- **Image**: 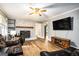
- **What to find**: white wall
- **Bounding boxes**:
[41,22,49,39]
[46,9,79,48]
[35,23,43,38]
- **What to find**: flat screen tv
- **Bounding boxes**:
[53,17,73,30]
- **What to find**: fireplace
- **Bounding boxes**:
[20,31,30,39]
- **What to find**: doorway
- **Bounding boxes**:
[44,25,48,39]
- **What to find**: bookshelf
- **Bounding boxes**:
[8,19,16,33]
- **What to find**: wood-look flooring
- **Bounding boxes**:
[22,38,62,56]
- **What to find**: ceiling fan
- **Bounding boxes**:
[29,7,47,16]
[27,3,56,16]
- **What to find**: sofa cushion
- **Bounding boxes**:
[6,40,20,47]
[40,51,50,56]
[40,47,77,56]
[64,47,76,52]
[64,47,76,54]
[40,50,71,56]
[71,49,79,56]
[7,44,23,54]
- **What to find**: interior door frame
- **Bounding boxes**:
[44,24,47,39]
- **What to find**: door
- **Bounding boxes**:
[44,25,48,39]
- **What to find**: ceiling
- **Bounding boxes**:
[0,3,79,22]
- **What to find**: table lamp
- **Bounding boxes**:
[10,30,16,40]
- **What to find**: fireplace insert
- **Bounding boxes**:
[20,31,30,39]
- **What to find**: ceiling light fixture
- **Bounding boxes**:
[29,7,47,16]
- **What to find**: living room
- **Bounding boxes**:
[0,3,79,56]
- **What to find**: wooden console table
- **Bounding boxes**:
[51,37,70,48]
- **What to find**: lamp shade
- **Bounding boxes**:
[10,30,16,36]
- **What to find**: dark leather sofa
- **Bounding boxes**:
[6,37,25,56]
[0,34,25,56]
[40,47,79,56]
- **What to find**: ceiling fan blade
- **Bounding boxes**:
[41,10,47,12]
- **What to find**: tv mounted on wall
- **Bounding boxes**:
[53,17,73,30]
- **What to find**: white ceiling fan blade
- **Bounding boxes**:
[41,10,47,12]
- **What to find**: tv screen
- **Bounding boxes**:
[53,17,73,30]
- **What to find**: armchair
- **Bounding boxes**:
[0,34,23,56]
